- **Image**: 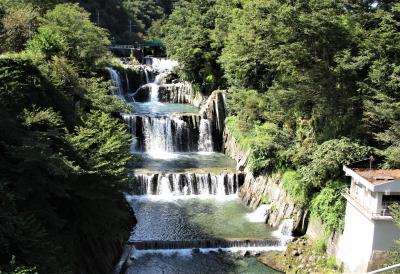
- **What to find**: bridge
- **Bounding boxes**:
[110,44,141,50]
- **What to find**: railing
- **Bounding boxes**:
[368,263,400,273]
[110,45,141,50]
[342,189,393,220]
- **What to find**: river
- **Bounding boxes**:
[108,59,287,273]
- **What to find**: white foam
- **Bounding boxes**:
[125,193,240,203]
[130,246,286,259]
[246,204,272,223]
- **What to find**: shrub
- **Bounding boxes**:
[300,138,371,188]
[282,170,311,204]
[310,181,347,233]
[261,194,270,204]
[313,239,327,254]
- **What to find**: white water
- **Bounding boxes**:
[246,204,272,223]
[148,58,178,73]
[273,219,294,245]
[106,67,124,99]
[130,246,286,259]
[198,119,213,152]
[143,116,174,156]
[133,173,239,197]
[110,58,293,265]
[149,83,159,102]
[144,69,150,84]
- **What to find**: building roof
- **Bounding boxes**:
[343,165,400,192]
[352,168,400,185]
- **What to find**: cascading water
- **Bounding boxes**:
[133,173,239,196]
[106,67,124,99]
[198,119,213,152]
[110,57,290,273]
[247,204,272,223]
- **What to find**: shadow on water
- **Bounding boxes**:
[129,152,237,174]
[124,197,280,273]
[125,252,280,274]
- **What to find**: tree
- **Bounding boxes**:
[0,4,38,52]
[67,111,132,182]
[27,3,110,68]
[163,0,225,94]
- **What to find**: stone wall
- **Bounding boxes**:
[223,126,308,235]
[158,82,204,106]
[200,91,226,152]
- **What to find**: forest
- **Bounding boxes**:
[1,0,400,272]
[162,0,400,233]
[0,0,172,272]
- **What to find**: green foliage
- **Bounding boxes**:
[311,181,346,233]
[0,4,38,52]
[21,106,63,129]
[0,256,38,274]
[28,3,110,68]
[249,122,293,174]
[163,0,225,93]
[376,122,400,168]
[282,170,310,205]
[300,138,371,188]
[0,2,133,272]
[67,111,132,181]
[313,239,327,255]
[261,195,270,204]
[226,116,293,174]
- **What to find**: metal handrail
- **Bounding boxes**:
[368,263,400,273]
[342,189,392,219]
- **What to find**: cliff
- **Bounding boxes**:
[199,91,226,152]
[223,125,308,235]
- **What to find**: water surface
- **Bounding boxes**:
[125,252,279,274]
[131,152,237,173]
[127,197,275,241]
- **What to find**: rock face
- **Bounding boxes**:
[200,91,226,152]
[223,126,308,235]
[158,82,203,105]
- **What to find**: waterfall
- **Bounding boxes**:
[122,114,139,152]
[129,239,282,250]
[143,116,174,156]
[246,204,272,223]
[149,83,159,102]
[144,69,150,84]
[273,219,294,245]
[159,177,173,196]
[133,173,239,196]
[173,117,190,151]
[198,119,213,152]
[149,57,178,72]
[125,115,197,153]
[125,70,130,93]
[106,67,124,98]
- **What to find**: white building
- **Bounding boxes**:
[338,165,400,273]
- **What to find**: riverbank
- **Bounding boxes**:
[258,237,340,273]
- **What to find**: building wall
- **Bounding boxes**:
[372,220,399,251]
[338,201,375,273]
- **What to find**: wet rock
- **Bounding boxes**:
[192,248,200,254]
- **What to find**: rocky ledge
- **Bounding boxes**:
[223,126,308,235]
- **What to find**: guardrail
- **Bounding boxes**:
[342,189,392,220]
[368,263,400,273]
[110,45,141,50]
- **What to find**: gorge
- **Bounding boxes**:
[107,58,298,273]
